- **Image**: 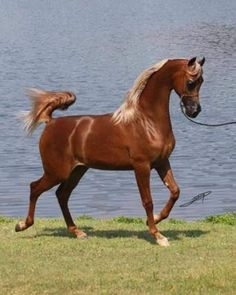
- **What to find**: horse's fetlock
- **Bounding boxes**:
[149,227,158,236]
[26,217,34,227]
[160,211,169,220]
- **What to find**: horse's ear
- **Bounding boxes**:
[198,56,205,67]
[188,57,197,67]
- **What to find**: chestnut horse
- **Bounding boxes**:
[16,57,205,246]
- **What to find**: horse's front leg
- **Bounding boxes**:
[134,162,169,247]
[154,160,180,224]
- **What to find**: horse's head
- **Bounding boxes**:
[173,57,205,118]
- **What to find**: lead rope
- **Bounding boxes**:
[180,100,236,127]
[179,98,236,207]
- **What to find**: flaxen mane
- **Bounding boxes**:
[112,59,168,124]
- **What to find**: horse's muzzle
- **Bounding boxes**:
[182,98,201,118]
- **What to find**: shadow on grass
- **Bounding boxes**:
[35,226,209,245]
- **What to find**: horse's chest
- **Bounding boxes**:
[128,121,175,162]
[141,121,174,154]
[149,136,175,160]
[162,140,175,157]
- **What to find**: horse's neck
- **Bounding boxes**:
[139,68,173,133]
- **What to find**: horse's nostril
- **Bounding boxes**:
[191,112,198,118]
[192,108,201,118]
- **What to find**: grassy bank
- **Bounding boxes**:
[0,213,235,295]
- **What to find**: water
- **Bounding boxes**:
[0,0,236,220]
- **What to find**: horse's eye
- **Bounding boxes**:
[187,80,195,91]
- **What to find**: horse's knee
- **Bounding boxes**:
[171,185,180,201]
[142,200,153,211]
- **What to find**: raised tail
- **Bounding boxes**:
[23,88,76,135]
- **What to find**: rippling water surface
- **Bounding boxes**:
[0,0,236,220]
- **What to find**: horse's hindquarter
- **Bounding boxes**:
[39,116,83,179]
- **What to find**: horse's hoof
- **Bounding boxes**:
[79,235,88,240]
[75,230,88,239]
[15,221,26,232]
[157,236,170,247]
[155,233,169,247]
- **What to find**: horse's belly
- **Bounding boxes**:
[74,139,133,170]
[78,154,133,170]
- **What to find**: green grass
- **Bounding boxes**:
[204,212,236,225]
[0,214,235,295]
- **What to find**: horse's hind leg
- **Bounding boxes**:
[56,166,88,238]
[15,175,59,232]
